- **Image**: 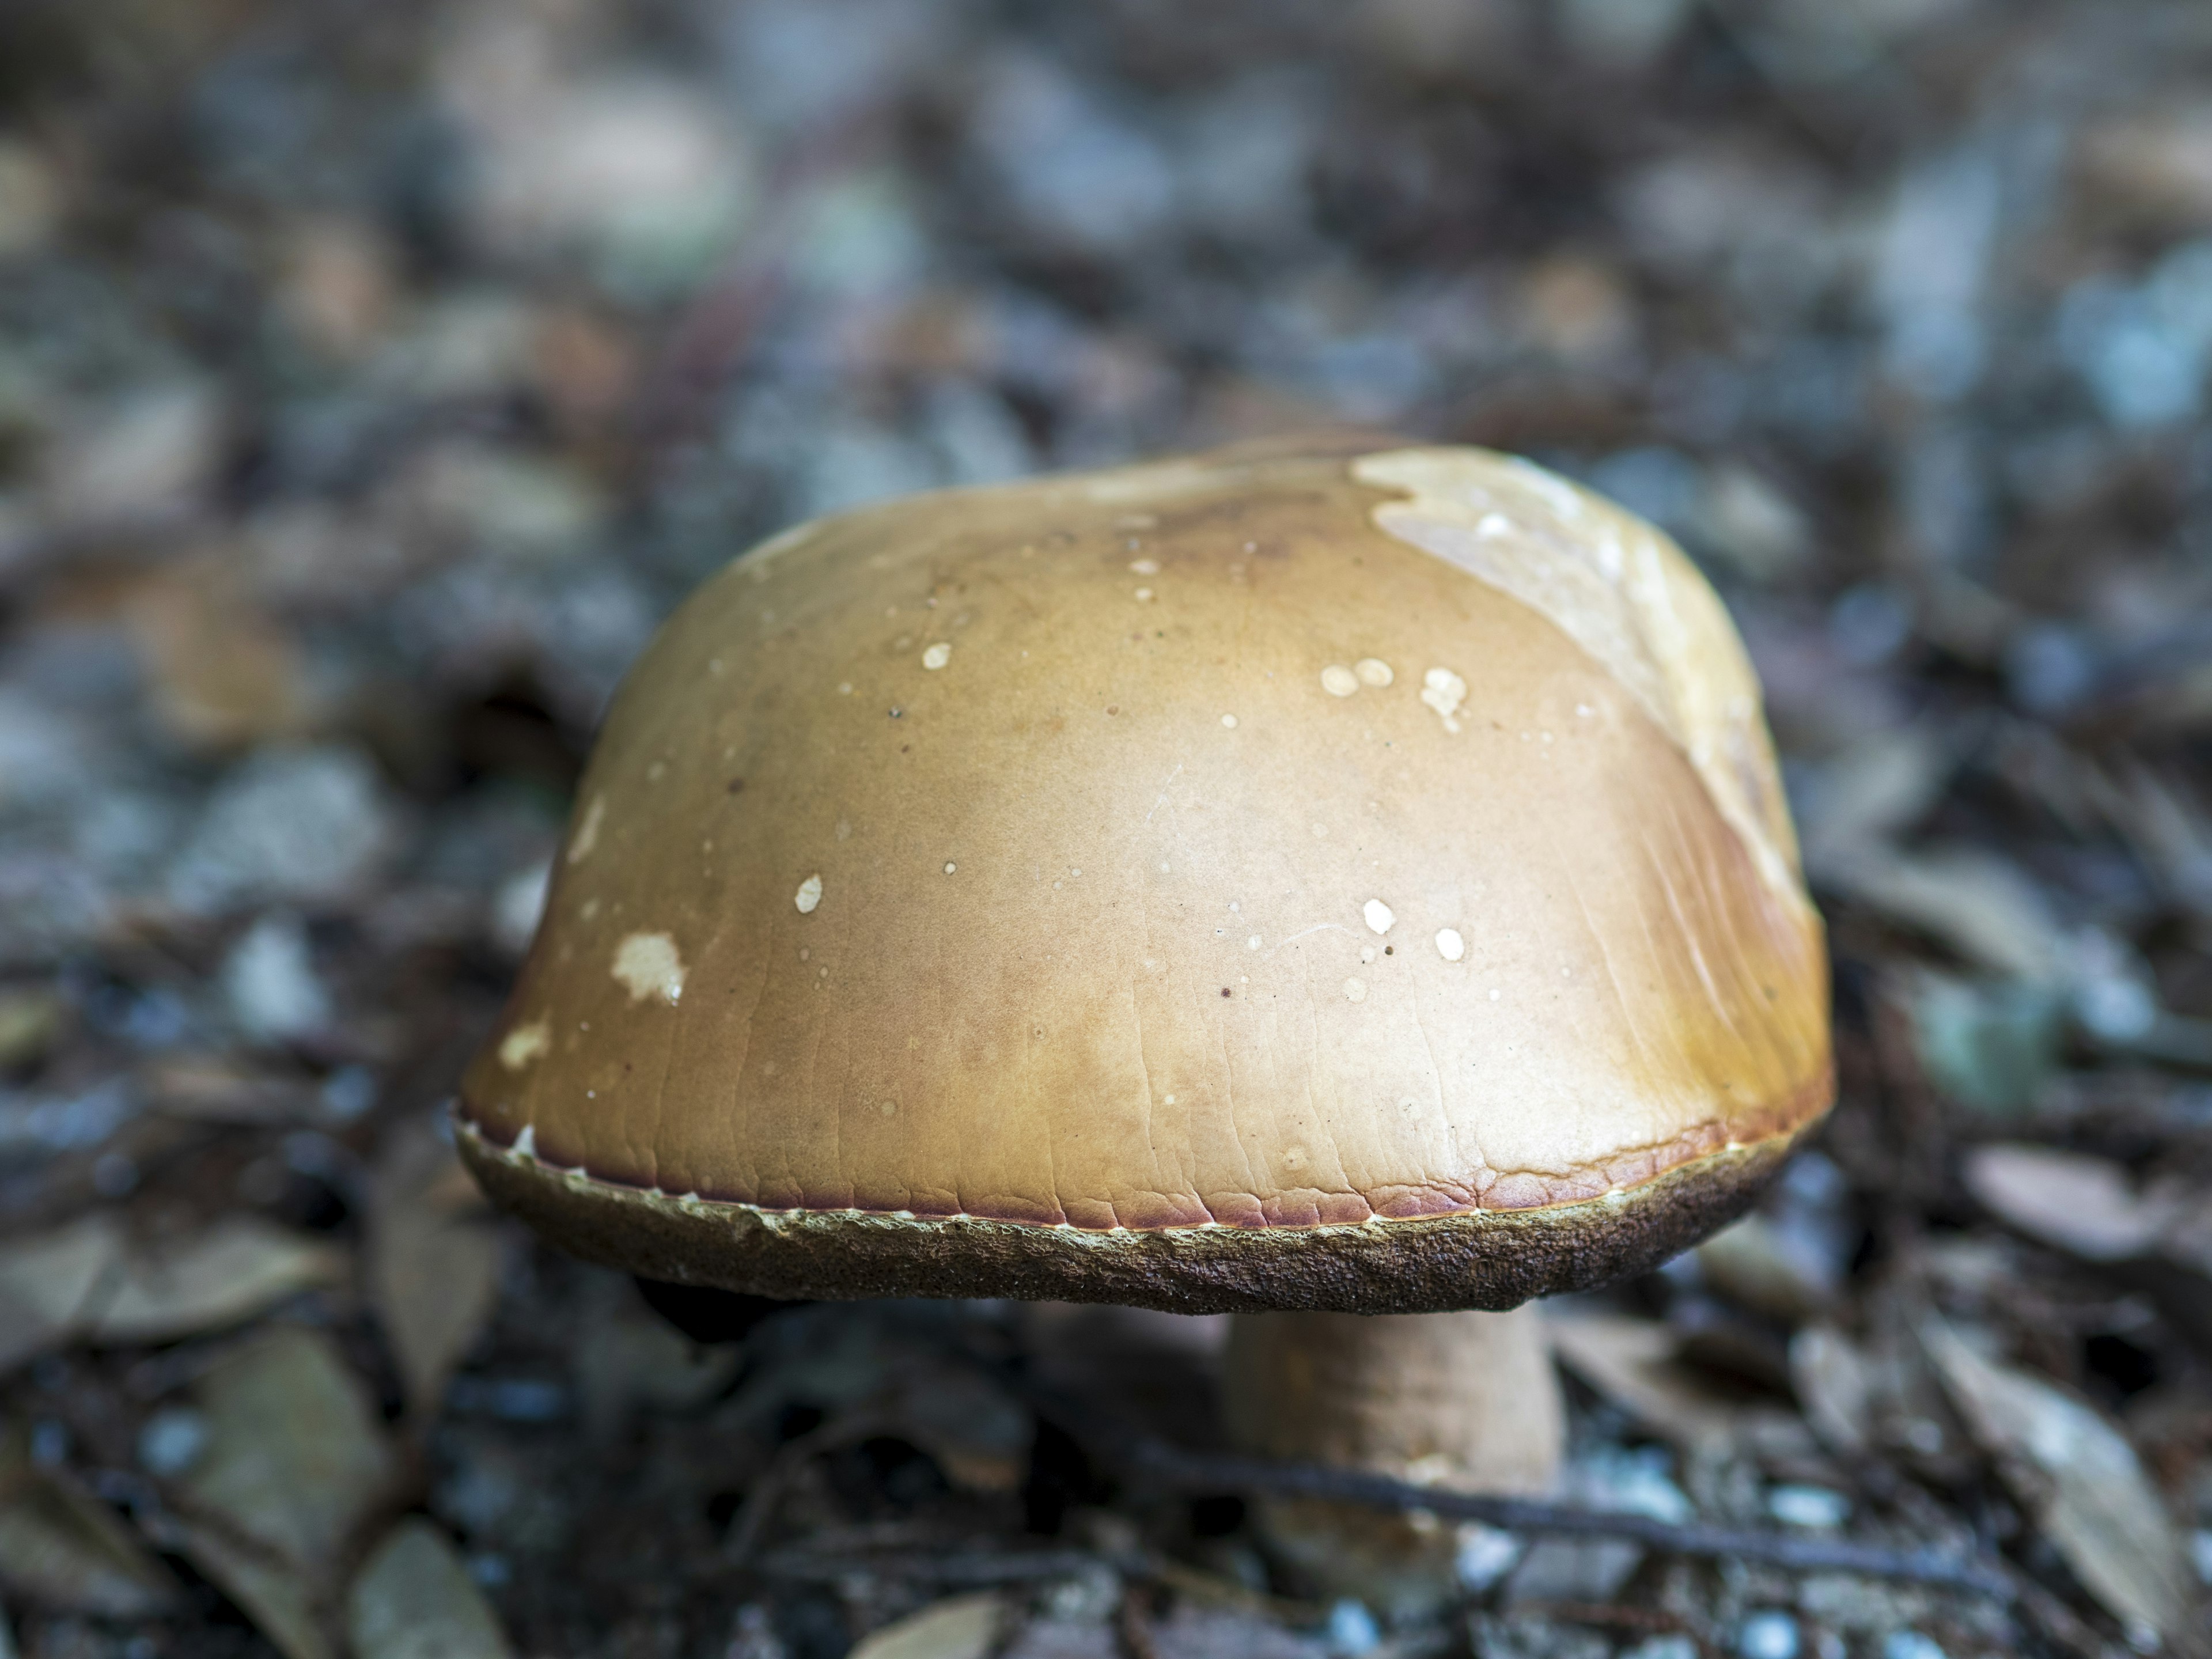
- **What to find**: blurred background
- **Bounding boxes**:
[3,1,2212,1656]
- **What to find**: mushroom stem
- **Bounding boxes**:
[1221,1306,1563,1615]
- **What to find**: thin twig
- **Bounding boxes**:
[1022,1381,2018,1602]
[724,1410,896,1565]
[755,1545,1101,1585]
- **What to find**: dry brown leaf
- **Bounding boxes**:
[1696,1214,1838,1323]
[346,1519,511,1659]
[1961,1143,2173,1262]
[369,1119,507,1418]
[891,1363,1034,1493]
[0,1215,125,1374]
[140,1056,320,1126]
[173,1326,399,1579]
[1796,729,1951,866]
[123,554,312,752]
[571,1277,740,1441]
[1818,844,2065,981]
[0,1420,177,1616]
[171,1518,335,1659]
[0,990,65,1071]
[1922,1319,2196,1644]
[1788,1324,1876,1455]
[88,1217,345,1347]
[1147,1603,1321,1659]
[1544,1315,1741,1450]
[848,1595,1004,1659]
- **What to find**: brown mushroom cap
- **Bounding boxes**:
[456,439,1832,1314]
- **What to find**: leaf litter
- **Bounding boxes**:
[4,0,2212,1655]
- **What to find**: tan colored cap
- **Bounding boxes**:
[456,438,1831,1313]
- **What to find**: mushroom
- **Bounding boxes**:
[456,436,1832,1611]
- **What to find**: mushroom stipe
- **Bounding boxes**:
[454,1105,1821,1315]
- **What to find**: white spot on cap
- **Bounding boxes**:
[1130,558,1160,574]
[838,681,854,695]
[566,793,606,865]
[1355,658,1394,687]
[1221,714,1237,728]
[1435,929,1466,961]
[1343,978,1368,1003]
[1363,899,1395,934]
[1420,666,1468,732]
[1134,588,1154,601]
[1477,512,1512,537]
[1247,935,1262,949]
[498,1020,550,1070]
[611,933,685,1005]
[1320,665,1359,697]
[944,861,957,874]
[922,642,951,670]
[795,874,823,914]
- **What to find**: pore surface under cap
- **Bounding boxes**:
[456,442,1832,1312]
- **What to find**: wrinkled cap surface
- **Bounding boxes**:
[456,440,1832,1313]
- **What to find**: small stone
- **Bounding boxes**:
[137,1409,210,1478]
[168,744,401,916]
[1737,1612,1799,1659]
[222,915,332,1046]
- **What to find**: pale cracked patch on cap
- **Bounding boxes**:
[1352,447,1805,911]
[610,931,685,1005]
[498,1018,551,1070]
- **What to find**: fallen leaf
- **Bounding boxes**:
[171,1518,334,1659]
[1148,1603,1322,1659]
[1789,1324,1875,1455]
[848,1594,1003,1659]
[88,1217,345,1346]
[1823,845,2065,982]
[1922,1319,2195,1643]
[173,1325,398,1578]
[1796,729,1952,866]
[999,1615,1117,1659]
[1545,1315,1741,1450]
[0,990,65,1071]
[124,553,311,752]
[1696,1214,1838,1324]
[891,1362,1034,1493]
[1897,970,2065,1114]
[1961,1143,2173,1262]
[369,1118,507,1418]
[0,1420,177,1616]
[570,1277,740,1442]
[347,1518,511,1659]
[141,1056,319,1125]
[0,1215,125,1374]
